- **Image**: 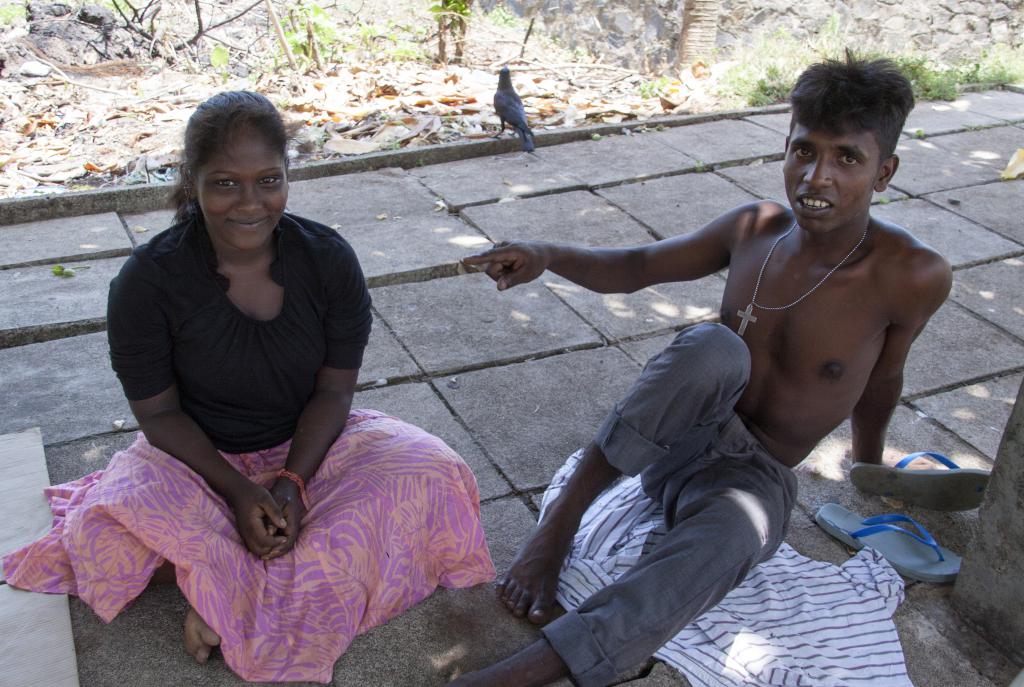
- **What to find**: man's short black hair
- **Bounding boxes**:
[790,52,914,158]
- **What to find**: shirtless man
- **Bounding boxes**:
[452,55,952,687]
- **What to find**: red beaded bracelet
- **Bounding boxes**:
[276,469,310,510]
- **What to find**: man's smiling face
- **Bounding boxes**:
[783,121,898,236]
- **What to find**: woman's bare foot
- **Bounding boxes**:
[184,607,221,664]
[150,560,176,585]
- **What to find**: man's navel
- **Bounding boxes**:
[821,361,844,380]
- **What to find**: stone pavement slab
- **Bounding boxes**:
[795,406,989,560]
[330,496,541,686]
[0,585,80,687]
[903,99,1006,137]
[0,332,136,445]
[906,584,1021,687]
[950,257,1024,339]
[927,180,1024,244]
[358,321,422,386]
[0,257,125,346]
[717,159,908,204]
[892,129,1011,194]
[597,172,759,238]
[914,373,1024,461]
[413,152,585,210]
[288,168,441,226]
[461,190,655,246]
[45,431,138,487]
[648,119,786,165]
[334,584,544,686]
[120,208,176,247]
[353,382,510,501]
[372,273,602,375]
[891,128,1018,195]
[743,112,791,136]
[532,132,696,187]
[69,585,235,687]
[0,212,130,268]
[871,199,1022,268]
[0,428,52,582]
[343,214,490,286]
[901,301,1024,398]
[925,124,1024,172]
[542,274,724,341]
[896,588,1006,687]
[955,89,1024,123]
[798,406,994,491]
[436,347,640,491]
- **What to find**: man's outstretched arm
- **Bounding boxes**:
[462,202,774,294]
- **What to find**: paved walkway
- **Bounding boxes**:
[1,88,1023,686]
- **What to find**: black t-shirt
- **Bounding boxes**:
[107,212,372,453]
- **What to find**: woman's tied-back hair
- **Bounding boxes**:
[170,91,289,222]
[790,51,915,159]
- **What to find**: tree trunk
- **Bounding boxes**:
[453,16,466,62]
[677,0,719,67]
[437,15,447,63]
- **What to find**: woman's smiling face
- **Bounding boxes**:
[194,130,289,255]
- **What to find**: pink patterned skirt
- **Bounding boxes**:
[2,410,495,683]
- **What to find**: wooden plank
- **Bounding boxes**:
[0,428,52,583]
[0,585,79,687]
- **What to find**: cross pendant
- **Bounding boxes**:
[737,303,757,337]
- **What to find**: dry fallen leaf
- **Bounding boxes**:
[1001,148,1024,180]
[323,137,380,155]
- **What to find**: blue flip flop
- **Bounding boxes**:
[849,451,989,511]
[814,503,960,583]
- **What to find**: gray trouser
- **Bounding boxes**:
[541,323,798,687]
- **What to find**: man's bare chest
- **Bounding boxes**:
[720,262,889,383]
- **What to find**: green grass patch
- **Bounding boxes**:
[637,76,672,99]
[712,16,1024,107]
[0,1,26,25]
[486,5,520,28]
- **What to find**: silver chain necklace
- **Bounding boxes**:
[736,222,870,337]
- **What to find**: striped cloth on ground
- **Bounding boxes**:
[541,450,912,687]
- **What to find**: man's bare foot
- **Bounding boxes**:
[497,512,576,624]
[447,639,569,687]
[500,443,622,624]
[184,607,221,664]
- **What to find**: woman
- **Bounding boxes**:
[2,91,494,683]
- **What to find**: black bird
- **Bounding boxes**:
[493,66,535,152]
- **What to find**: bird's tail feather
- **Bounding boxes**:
[518,126,535,152]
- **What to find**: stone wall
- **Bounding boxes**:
[483,0,1023,74]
